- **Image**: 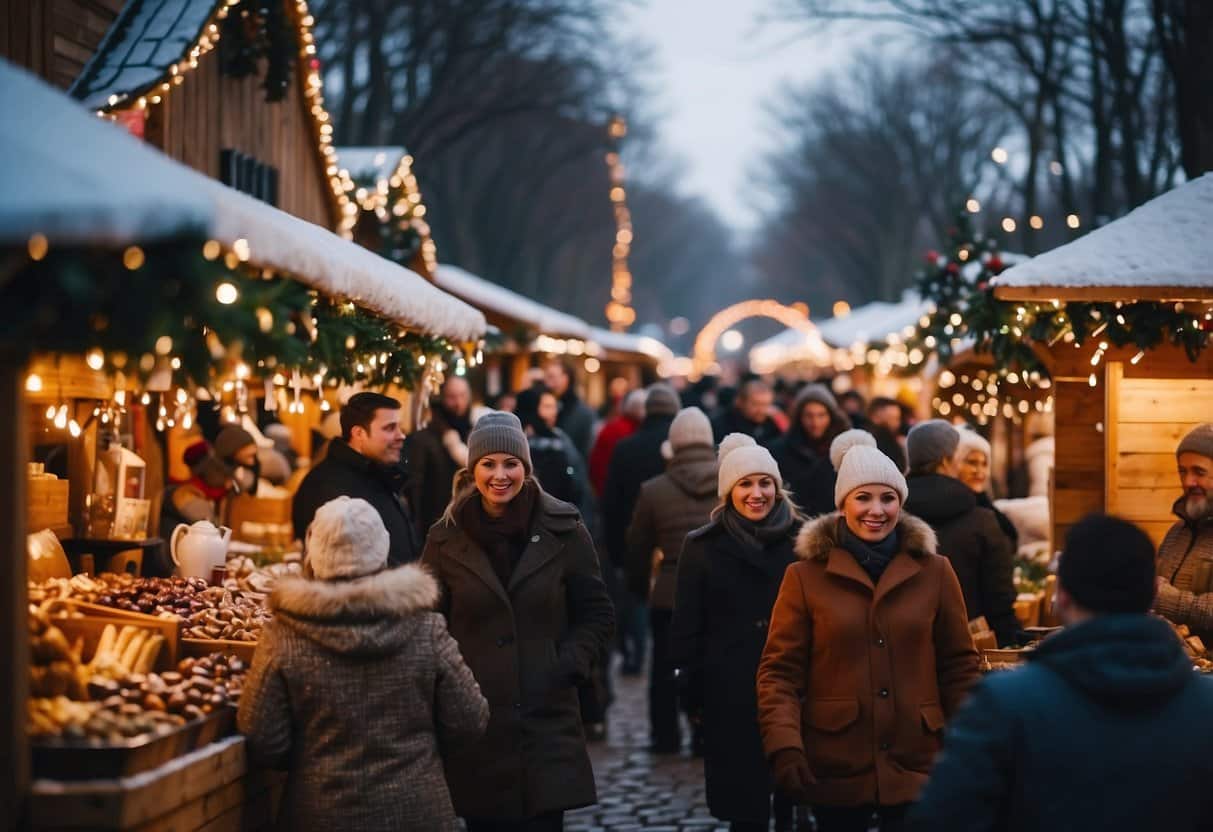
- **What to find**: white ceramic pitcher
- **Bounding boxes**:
[171,520,232,579]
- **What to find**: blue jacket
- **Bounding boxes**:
[908,614,1213,831]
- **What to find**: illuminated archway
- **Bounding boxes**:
[692,300,829,377]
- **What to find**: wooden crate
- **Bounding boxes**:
[226,495,293,546]
[53,614,180,672]
[28,476,69,533]
[180,638,257,664]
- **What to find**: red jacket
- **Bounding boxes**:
[588,415,639,496]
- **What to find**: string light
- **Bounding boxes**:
[604,115,635,332]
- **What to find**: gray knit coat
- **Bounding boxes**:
[237,564,489,831]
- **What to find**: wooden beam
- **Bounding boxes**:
[1104,361,1123,515]
[994,284,1213,302]
[1,353,30,828]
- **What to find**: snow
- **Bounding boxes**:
[814,291,931,349]
[588,327,673,361]
[994,174,1213,293]
[335,147,408,184]
[71,0,215,110]
[748,322,834,373]
[0,60,485,342]
[435,264,592,339]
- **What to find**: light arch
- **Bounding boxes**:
[691,299,828,377]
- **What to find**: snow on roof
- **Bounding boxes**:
[817,292,930,348]
[588,327,673,362]
[336,147,408,184]
[71,0,217,110]
[435,264,591,339]
[994,174,1213,297]
[748,321,834,374]
[0,59,485,341]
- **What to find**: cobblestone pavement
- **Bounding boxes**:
[565,670,728,831]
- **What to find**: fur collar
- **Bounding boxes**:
[270,563,438,620]
[794,512,937,562]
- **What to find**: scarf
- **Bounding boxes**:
[720,499,796,556]
[459,480,540,588]
[191,475,229,502]
[839,520,901,583]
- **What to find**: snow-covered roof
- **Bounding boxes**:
[817,292,930,348]
[0,59,485,341]
[588,327,673,362]
[336,147,408,184]
[994,174,1213,300]
[749,322,835,374]
[71,0,216,110]
[435,264,591,339]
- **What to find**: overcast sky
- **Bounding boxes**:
[616,0,879,231]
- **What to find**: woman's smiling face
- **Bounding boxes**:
[474,453,526,514]
[730,474,778,522]
[842,485,901,542]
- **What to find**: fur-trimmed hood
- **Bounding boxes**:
[794,511,938,562]
[269,564,438,656]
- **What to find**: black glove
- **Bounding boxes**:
[771,748,816,802]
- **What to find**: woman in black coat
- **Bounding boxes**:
[515,385,592,520]
[421,412,615,831]
[671,433,804,831]
[769,384,851,517]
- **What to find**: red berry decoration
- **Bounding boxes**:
[987,256,1004,273]
[947,263,960,275]
[925,249,939,263]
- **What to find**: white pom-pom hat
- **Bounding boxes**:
[717,432,782,498]
[305,496,390,580]
[829,429,908,509]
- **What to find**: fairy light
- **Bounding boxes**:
[604,115,635,332]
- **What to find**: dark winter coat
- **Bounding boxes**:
[904,473,1020,645]
[556,391,596,461]
[757,513,980,809]
[908,615,1213,832]
[420,490,615,821]
[624,444,719,608]
[670,514,798,823]
[602,414,675,570]
[870,424,907,473]
[770,436,838,518]
[404,415,464,545]
[711,407,781,447]
[292,439,420,565]
[528,427,592,521]
[238,565,489,832]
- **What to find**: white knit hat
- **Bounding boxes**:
[662,406,715,459]
[830,429,908,508]
[717,432,781,498]
[954,427,992,464]
[305,496,390,580]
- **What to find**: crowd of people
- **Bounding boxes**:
[158,358,1213,831]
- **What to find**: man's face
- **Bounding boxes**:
[871,404,901,432]
[740,388,773,424]
[351,407,405,466]
[441,378,471,419]
[1178,451,1213,518]
[543,363,569,397]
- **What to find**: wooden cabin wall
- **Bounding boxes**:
[144,52,337,230]
[1,0,122,89]
[1050,342,1213,549]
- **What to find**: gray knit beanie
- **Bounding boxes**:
[793,384,841,420]
[906,419,960,472]
[645,383,681,417]
[1177,423,1213,461]
[467,411,532,473]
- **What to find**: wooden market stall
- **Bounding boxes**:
[994,173,1213,550]
[0,54,484,829]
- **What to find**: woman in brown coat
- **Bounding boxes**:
[756,430,979,832]
[238,497,489,832]
[421,411,615,831]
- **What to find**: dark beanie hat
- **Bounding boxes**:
[467,411,532,473]
[1058,514,1157,615]
[645,383,680,417]
[214,425,256,461]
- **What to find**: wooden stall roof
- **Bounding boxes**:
[994,174,1213,302]
[435,264,592,341]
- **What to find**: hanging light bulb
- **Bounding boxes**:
[68,419,82,438]
[54,405,68,429]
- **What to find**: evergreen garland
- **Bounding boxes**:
[217,0,296,102]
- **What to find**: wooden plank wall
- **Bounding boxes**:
[1107,366,1213,546]
[144,52,337,230]
[1051,341,1213,549]
[1,0,122,88]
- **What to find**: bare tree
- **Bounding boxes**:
[753,54,1009,307]
[1151,0,1213,177]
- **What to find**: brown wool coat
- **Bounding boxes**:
[1154,498,1213,643]
[756,513,980,808]
[421,490,615,821]
[237,565,489,832]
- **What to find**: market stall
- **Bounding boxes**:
[1,57,484,829]
[993,173,1213,550]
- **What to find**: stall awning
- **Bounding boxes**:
[0,59,485,342]
[993,174,1213,302]
[435,264,591,340]
[587,327,673,363]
